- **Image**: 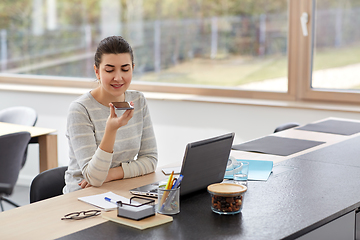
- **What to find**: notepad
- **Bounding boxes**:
[78,191,131,211]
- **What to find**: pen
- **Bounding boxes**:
[104,197,118,205]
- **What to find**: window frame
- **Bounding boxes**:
[299,0,360,104]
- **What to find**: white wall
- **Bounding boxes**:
[2,88,360,186]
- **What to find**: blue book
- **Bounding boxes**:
[224,159,273,181]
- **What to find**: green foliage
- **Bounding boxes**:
[0,0,32,29]
[0,0,289,30]
[142,0,288,20]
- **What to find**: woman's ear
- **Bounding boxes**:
[94,65,100,80]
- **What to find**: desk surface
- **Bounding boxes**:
[230,117,355,164]
[58,157,360,240]
[0,169,168,240]
[0,122,56,137]
[1,117,360,239]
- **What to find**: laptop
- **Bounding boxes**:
[130,132,235,197]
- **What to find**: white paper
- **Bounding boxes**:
[78,191,130,211]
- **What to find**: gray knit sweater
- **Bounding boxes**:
[63,90,158,193]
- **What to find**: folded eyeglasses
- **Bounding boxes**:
[61,210,101,220]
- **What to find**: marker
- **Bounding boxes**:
[104,197,118,205]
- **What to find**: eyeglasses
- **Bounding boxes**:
[61,210,101,220]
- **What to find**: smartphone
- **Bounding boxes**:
[111,102,134,110]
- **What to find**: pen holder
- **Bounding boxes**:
[157,187,180,215]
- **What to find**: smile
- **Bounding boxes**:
[111,84,124,88]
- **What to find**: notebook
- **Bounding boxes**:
[130,132,235,197]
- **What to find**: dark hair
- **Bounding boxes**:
[94,36,134,69]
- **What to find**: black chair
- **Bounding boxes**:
[0,106,38,168]
[30,166,68,203]
[274,122,300,133]
[0,132,31,211]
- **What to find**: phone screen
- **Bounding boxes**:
[112,102,134,110]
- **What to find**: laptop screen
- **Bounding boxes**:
[179,132,235,196]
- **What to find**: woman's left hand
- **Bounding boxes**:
[79,179,92,188]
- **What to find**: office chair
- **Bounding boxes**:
[0,131,31,211]
[274,122,300,133]
[30,166,68,203]
[0,106,38,168]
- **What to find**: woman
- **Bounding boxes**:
[63,36,158,193]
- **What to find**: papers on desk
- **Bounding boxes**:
[78,191,130,211]
[224,159,273,181]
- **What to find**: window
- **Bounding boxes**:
[0,0,359,104]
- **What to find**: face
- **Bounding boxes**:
[94,53,133,102]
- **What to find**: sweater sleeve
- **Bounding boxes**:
[67,102,112,186]
[121,94,158,178]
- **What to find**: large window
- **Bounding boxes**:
[0,0,359,103]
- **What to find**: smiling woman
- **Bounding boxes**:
[63,36,158,193]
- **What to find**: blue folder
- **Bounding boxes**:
[224,159,273,181]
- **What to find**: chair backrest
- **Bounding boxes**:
[0,106,38,169]
[0,106,37,126]
[30,166,68,203]
[0,132,31,195]
[274,122,300,133]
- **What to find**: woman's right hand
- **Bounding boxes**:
[106,102,134,131]
[99,102,134,154]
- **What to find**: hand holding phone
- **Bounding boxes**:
[111,102,134,110]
